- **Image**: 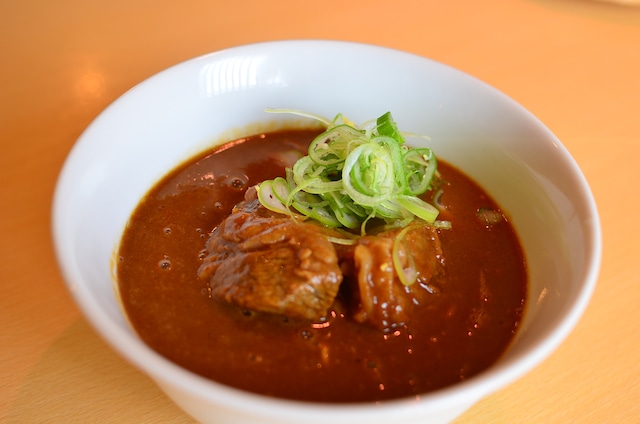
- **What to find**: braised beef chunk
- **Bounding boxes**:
[348,225,443,331]
[199,187,443,329]
[197,189,343,320]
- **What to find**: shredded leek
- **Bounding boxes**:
[257,109,447,233]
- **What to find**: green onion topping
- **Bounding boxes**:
[257,109,446,234]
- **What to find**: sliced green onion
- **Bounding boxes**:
[308,124,365,167]
[376,111,405,144]
[256,180,290,215]
[321,191,361,229]
[404,148,437,195]
[264,107,333,126]
[306,204,342,227]
[392,225,418,286]
[271,177,292,204]
[342,143,396,206]
[395,196,440,223]
[257,109,449,232]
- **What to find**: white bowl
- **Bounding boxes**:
[52,40,601,424]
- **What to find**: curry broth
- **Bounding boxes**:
[117,129,527,403]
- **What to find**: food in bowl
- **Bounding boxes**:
[116,110,527,402]
[53,40,601,424]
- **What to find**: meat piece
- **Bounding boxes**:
[197,188,343,320]
[198,187,444,329]
[348,225,443,331]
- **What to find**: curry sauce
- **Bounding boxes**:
[117,129,527,403]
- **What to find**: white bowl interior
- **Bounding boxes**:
[53,40,600,424]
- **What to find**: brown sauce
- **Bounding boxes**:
[117,129,527,403]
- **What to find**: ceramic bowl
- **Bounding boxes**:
[53,40,601,424]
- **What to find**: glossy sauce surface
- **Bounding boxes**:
[117,129,527,403]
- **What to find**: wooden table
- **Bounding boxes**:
[2,0,639,422]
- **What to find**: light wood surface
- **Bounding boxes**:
[2,0,639,422]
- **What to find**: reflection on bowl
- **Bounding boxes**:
[53,40,601,424]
